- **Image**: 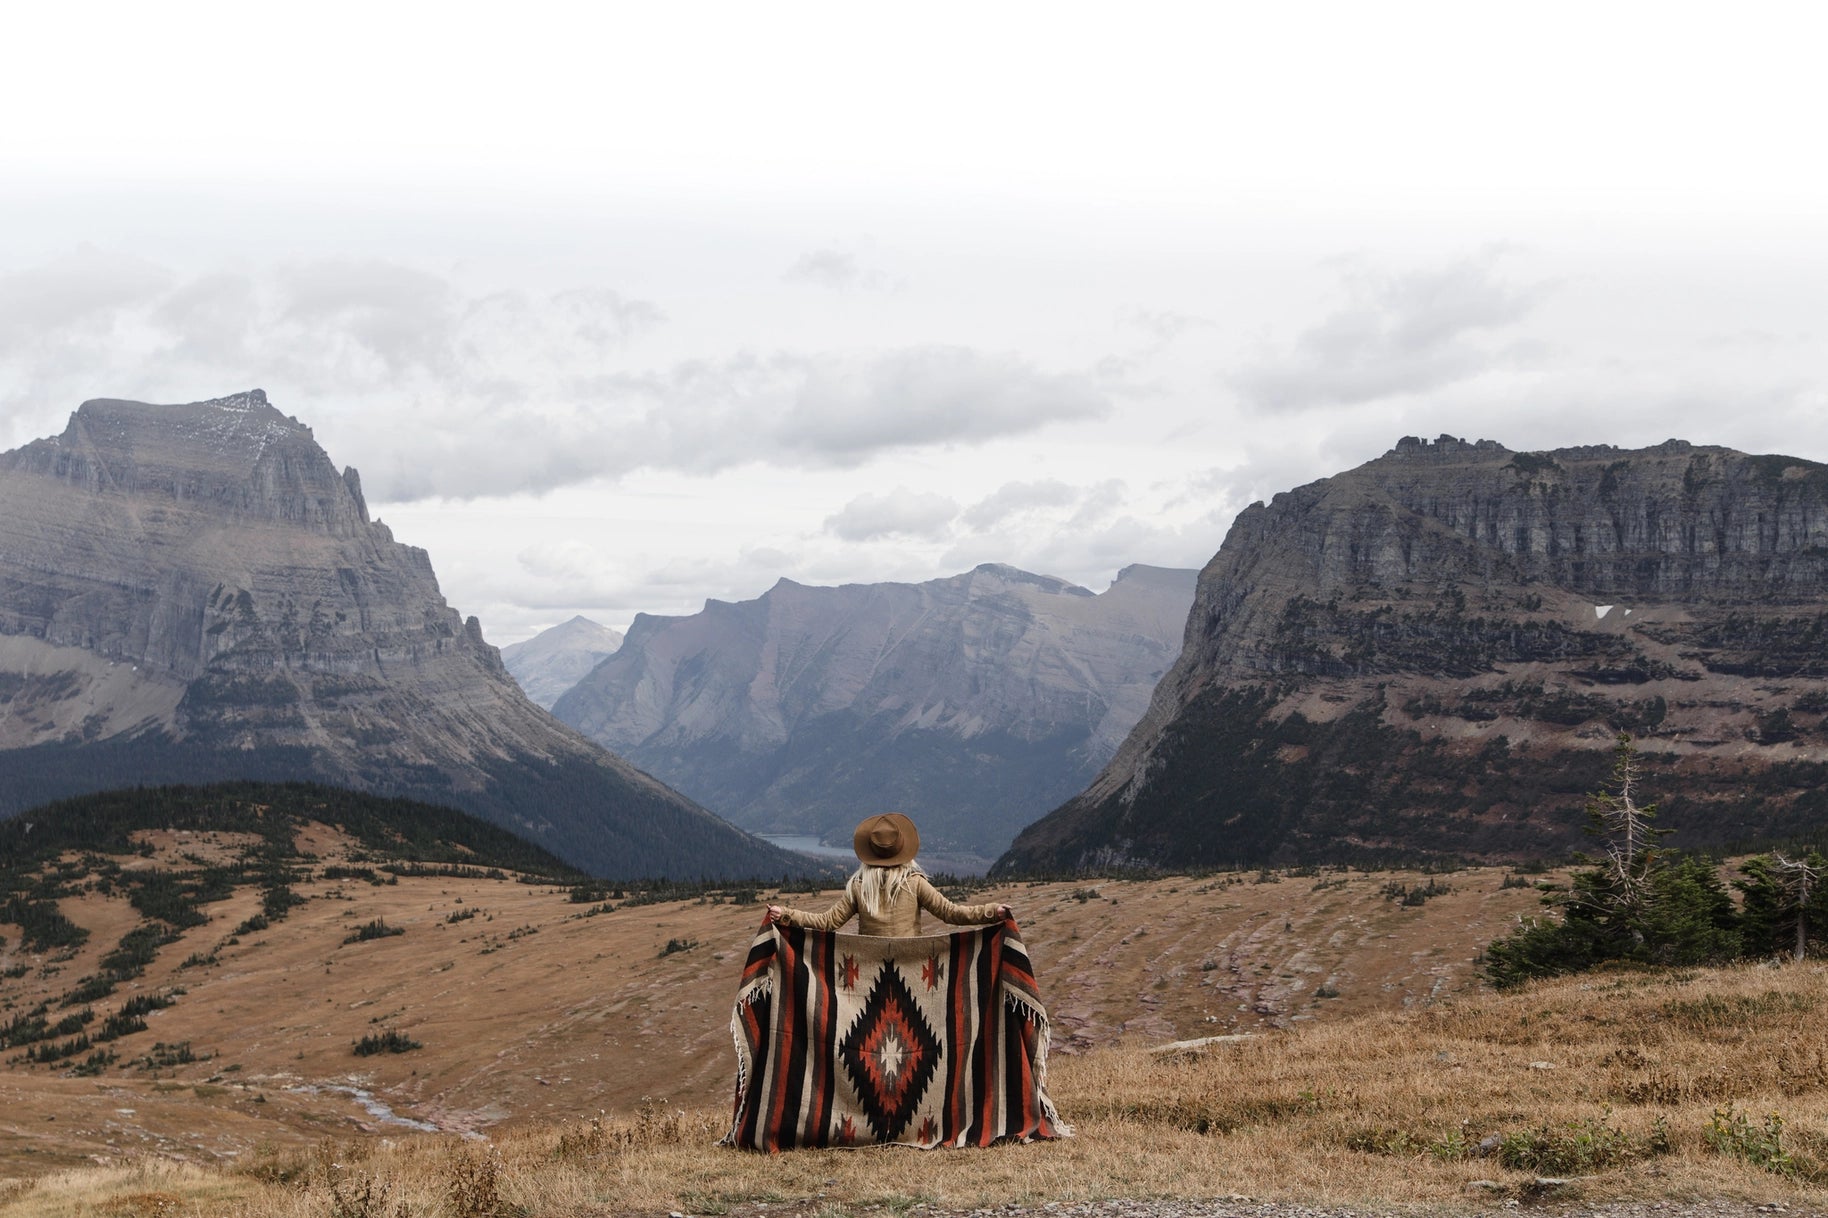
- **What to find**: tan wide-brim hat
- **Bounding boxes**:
[852,812,920,867]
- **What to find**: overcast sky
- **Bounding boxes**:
[5,2,1828,643]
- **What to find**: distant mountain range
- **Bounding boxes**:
[0,391,814,880]
[502,616,624,709]
[551,562,1197,860]
[997,436,1828,873]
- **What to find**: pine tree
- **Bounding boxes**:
[1484,734,1740,986]
[1576,732,1671,946]
[1737,851,1828,960]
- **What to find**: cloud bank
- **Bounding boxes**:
[1231,251,1547,412]
[0,252,1108,502]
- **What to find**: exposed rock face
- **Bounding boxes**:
[0,391,812,880]
[501,616,625,709]
[997,436,1828,874]
[552,563,1198,859]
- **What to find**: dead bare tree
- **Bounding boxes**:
[1576,734,1670,944]
[1771,852,1821,961]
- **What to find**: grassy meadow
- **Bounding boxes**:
[5,960,1828,1215]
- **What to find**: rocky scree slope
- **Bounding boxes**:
[553,563,1197,858]
[998,436,1828,873]
[0,391,810,879]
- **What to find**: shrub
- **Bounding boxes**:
[342,919,405,945]
[262,884,307,920]
[1704,1103,1794,1175]
[1383,879,1452,906]
[1498,1110,1666,1173]
[352,1029,422,1056]
[96,1010,148,1042]
[445,1147,507,1217]
[71,1048,118,1076]
[137,1041,200,1068]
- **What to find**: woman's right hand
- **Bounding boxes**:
[766,904,785,924]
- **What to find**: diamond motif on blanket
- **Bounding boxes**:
[838,965,942,1141]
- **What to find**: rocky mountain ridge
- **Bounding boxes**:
[997,435,1828,873]
[0,391,812,880]
[501,615,625,709]
[553,561,1198,859]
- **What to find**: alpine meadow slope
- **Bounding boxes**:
[999,435,1828,874]
[0,391,812,880]
[551,562,1197,860]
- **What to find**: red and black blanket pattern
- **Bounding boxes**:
[724,917,1068,1150]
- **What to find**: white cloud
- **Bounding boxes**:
[785,248,900,293]
[825,487,959,542]
[516,539,612,583]
[0,251,1114,502]
[961,479,1079,529]
[1230,250,1548,412]
[779,346,1108,458]
[0,247,171,352]
[1122,308,1215,344]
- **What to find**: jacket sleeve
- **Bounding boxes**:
[913,875,1004,925]
[777,884,857,931]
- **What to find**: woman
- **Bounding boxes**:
[767,812,1010,934]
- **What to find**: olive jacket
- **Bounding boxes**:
[776,874,1003,936]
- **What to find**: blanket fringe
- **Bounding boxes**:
[721,976,773,1146]
[1005,992,1073,1137]
[720,1009,747,1147]
[735,974,773,1008]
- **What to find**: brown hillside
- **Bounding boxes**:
[1,821,1545,1176]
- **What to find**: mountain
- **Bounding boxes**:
[501,615,625,708]
[0,391,815,880]
[997,436,1828,874]
[551,562,1198,859]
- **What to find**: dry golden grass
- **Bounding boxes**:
[7,960,1828,1215]
[0,843,1547,1177]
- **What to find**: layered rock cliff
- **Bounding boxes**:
[0,391,813,880]
[552,563,1198,860]
[996,436,1828,873]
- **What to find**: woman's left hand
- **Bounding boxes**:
[996,904,1012,919]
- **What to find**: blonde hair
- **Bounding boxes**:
[853,859,925,919]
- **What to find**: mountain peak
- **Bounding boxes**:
[999,436,1828,875]
[1111,563,1198,587]
[500,617,626,710]
[0,391,375,537]
[968,562,1094,597]
[551,560,1199,859]
[1383,434,1511,463]
[0,393,811,880]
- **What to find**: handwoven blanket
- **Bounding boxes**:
[724,917,1068,1150]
